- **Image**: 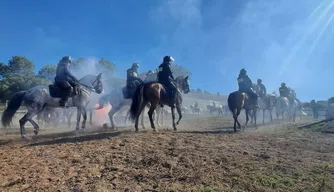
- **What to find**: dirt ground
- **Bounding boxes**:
[0,115,334,192]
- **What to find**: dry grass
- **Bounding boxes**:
[0,117,333,192]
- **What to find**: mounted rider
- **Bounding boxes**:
[279,82,293,104]
[126,63,143,98]
[157,56,178,106]
[213,101,216,108]
[195,102,199,109]
[54,56,79,107]
[237,68,258,108]
[257,79,267,99]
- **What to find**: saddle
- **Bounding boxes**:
[49,84,80,98]
[123,86,135,99]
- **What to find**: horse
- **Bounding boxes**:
[129,76,190,131]
[252,84,276,124]
[181,106,189,116]
[275,96,290,120]
[100,72,161,129]
[190,105,202,114]
[1,74,103,139]
[206,105,223,116]
[227,91,257,132]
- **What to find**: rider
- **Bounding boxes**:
[310,100,319,119]
[54,56,79,107]
[195,102,199,109]
[257,79,267,98]
[237,68,258,108]
[157,55,178,106]
[213,101,216,107]
[126,63,143,96]
[279,82,293,104]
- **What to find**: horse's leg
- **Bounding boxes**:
[244,109,249,128]
[171,106,177,130]
[81,108,87,129]
[176,104,182,126]
[148,102,157,131]
[134,101,148,132]
[254,109,258,129]
[89,109,93,125]
[161,107,165,126]
[19,110,38,139]
[141,107,145,129]
[108,103,123,129]
[76,107,82,131]
[269,109,273,123]
[156,106,161,127]
[262,109,265,124]
[124,110,130,125]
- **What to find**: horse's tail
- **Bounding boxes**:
[1,91,26,127]
[129,84,145,121]
[228,92,237,117]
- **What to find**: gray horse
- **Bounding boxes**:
[1,74,103,139]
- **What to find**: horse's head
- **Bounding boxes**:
[79,73,104,94]
[93,73,104,94]
[175,76,190,94]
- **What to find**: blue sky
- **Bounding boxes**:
[0,0,334,101]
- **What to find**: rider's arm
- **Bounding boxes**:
[65,66,78,82]
[166,65,175,80]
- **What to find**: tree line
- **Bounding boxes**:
[0,56,193,102]
[0,56,116,101]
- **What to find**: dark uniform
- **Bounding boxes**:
[237,68,258,106]
[310,100,319,119]
[256,79,267,98]
[126,63,143,97]
[213,101,216,107]
[279,83,293,104]
[157,56,177,104]
[194,102,199,109]
[54,56,79,107]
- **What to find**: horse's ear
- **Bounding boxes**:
[185,76,189,80]
[98,73,102,78]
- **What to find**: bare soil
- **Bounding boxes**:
[0,116,333,192]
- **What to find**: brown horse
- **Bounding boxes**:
[129,76,190,131]
[228,91,257,132]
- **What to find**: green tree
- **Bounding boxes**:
[6,56,35,78]
[38,64,57,81]
[329,97,334,105]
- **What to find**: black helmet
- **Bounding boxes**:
[257,79,262,83]
[163,56,175,63]
[240,68,247,75]
[60,56,72,64]
[132,63,139,68]
[281,82,286,87]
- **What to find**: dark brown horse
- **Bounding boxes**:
[227,91,257,132]
[129,76,190,131]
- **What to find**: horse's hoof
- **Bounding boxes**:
[173,128,177,131]
[33,130,39,136]
[135,129,139,132]
[152,128,157,132]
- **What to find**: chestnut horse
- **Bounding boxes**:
[227,91,257,132]
[129,76,190,131]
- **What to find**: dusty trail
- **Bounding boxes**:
[0,116,333,192]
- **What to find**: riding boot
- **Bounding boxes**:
[60,89,72,107]
[59,97,69,107]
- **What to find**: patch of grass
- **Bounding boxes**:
[255,174,295,190]
[201,188,218,192]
